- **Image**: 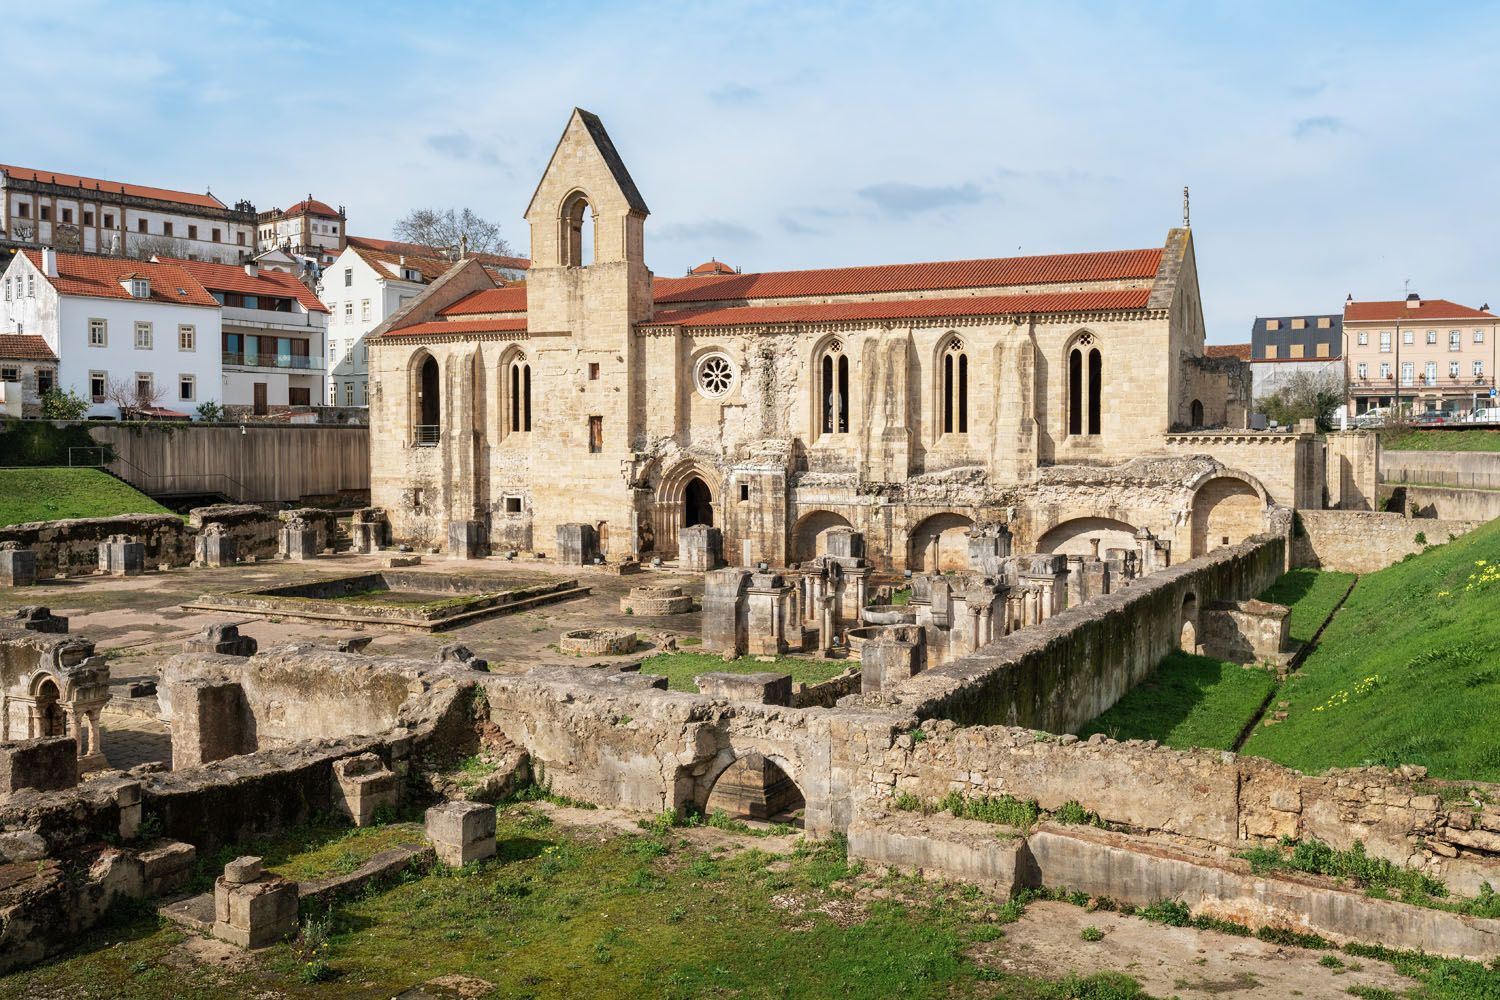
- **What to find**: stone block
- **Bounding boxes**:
[0,547,36,587]
[112,779,143,839]
[824,527,865,560]
[425,800,497,867]
[695,671,793,706]
[11,605,68,633]
[679,524,723,572]
[98,536,145,576]
[438,644,489,671]
[169,679,252,769]
[213,863,299,949]
[332,752,398,827]
[279,519,318,560]
[555,522,599,566]
[0,736,78,798]
[139,841,196,896]
[183,623,257,657]
[701,568,752,653]
[861,637,922,694]
[195,528,237,567]
[386,554,421,567]
[448,519,488,559]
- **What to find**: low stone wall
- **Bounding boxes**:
[1382,448,1500,489]
[188,504,280,562]
[1294,510,1483,573]
[791,667,862,708]
[854,535,1286,732]
[1390,484,1500,522]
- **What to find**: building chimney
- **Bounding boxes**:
[244,261,259,278]
[41,247,58,278]
[1406,293,1421,309]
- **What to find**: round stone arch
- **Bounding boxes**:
[1178,590,1201,654]
[29,671,68,739]
[557,188,597,267]
[406,348,441,442]
[653,459,723,555]
[907,511,974,573]
[684,746,808,824]
[806,332,853,441]
[1062,328,1104,438]
[1035,516,1140,557]
[790,509,854,564]
[1188,470,1270,557]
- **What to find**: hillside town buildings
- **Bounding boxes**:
[256,197,347,263]
[1343,295,1498,417]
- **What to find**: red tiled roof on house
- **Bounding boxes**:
[347,235,531,271]
[0,334,57,361]
[277,198,341,218]
[352,246,452,284]
[22,250,219,307]
[652,248,1163,305]
[159,257,329,313]
[1205,343,1252,361]
[1344,298,1495,322]
[439,286,529,316]
[644,289,1152,329]
[383,318,528,338]
[690,259,737,276]
[0,164,226,210]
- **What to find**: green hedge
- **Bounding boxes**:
[0,419,113,467]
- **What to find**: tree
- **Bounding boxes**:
[392,208,513,257]
[105,376,165,417]
[127,234,193,261]
[1255,369,1345,431]
[40,386,90,420]
[195,400,224,422]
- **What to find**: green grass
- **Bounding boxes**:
[1258,567,1355,644]
[1077,651,1277,751]
[0,418,109,466]
[1384,428,1500,451]
[0,467,171,526]
[4,807,1179,999]
[1243,518,1500,780]
[640,651,848,692]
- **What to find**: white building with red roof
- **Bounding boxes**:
[0,248,222,418]
[0,333,59,417]
[0,164,255,264]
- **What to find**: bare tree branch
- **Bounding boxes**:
[391,208,513,257]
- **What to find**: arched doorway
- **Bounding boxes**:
[1190,476,1265,557]
[1190,399,1205,429]
[791,510,853,563]
[908,513,974,573]
[1035,517,1139,557]
[704,753,805,823]
[34,677,66,738]
[415,354,440,444]
[684,477,713,527]
[1179,593,1199,652]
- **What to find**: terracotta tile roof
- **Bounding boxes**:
[652,248,1163,305]
[1205,343,1252,361]
[347,235,530,271]
[157,257,328,313]
[644,289,1151,328]
[352,246,452,284]
[277,198,340,218]
[690,259,738,275]
[1,164,226,210]
[23,250,219,307]
[474,252,531,271]
[0,334,57,361]
[1344,298,1496,322]
[383,318,528,338]
[439,286,529,316]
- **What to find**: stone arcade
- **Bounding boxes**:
[367,110,1300,570]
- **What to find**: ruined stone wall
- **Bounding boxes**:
[1164,431,1317,508]
[1294,510,1483,573]
[1324,431,1380,511]
[853,536,1286,732]
[187,504,281,561]
[1392,484,1500,522]
[0,514,191,577]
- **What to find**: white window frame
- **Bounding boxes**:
[1475,360,1486,378]
[1402,330,1414,345]
[134,321,153,350]
[1356,362,1368,379]
[89,370,107,403]
[130,278,149,299]
[1450,330,1462,351]
[1400,362,1414,385]
[1379,362,1392,379]
[1426,330,1438,345]
[1450,361,1461,378]
[89,318,108,347]
[178,324,196,351]
[1379,331,1391,353]
[1424,360,1438,384]
[178,374,196,401]
[1356,331,1368,346]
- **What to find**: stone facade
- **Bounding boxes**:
[367,110,1281,572]
[1294,509,1483,573]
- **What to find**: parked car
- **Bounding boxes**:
[1411,411,1448,425]
[1353,406,1390,428]
[1469,407,1500,424]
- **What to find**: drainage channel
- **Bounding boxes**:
[1231,574,1360,752]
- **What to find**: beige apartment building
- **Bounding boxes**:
[1343,295,1499,417]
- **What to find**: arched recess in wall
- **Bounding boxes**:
[810,335,850,438]
[1190,399,1205,429]
[1179,592,1200,653]
[692,751,806,824]
[791,509,854,563]
[32,674,66,739]
[1189,475,1266,557]
[1035,516,1139,557]
[1065,330,1102,437]
[559,189,595,267]
[653,460,722,556]
[907,512,974,573]
[935,334,969,437]
[409,350,440,445]
[498,346,532,437]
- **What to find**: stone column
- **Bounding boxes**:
[1065,554,1085,607]
[860,636,921,694]
[0,545,37,587]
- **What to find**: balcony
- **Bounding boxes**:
[413,425,440,447]
[222,352,325,372]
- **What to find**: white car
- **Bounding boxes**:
[1469,407,1500,424]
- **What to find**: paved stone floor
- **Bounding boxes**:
[2,552,710,771]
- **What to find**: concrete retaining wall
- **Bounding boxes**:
[1294,509,1483,573]
[1382,448,1500,489]
[1389,484,1500,522]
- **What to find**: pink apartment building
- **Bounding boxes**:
[1343,294,1498,418]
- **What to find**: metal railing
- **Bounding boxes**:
[413,425,440,447]
[69,447,253,502]
[221,352,325,371]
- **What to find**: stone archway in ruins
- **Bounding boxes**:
[652,460,723,557]
[31,675,67,739]
[1189,473,1268,557]
[907,512,974,573]
[1179,592,1200,654]
[698,751,807,825]
[790,510,853,564]
[1035,517,1139,558]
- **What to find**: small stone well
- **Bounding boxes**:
[620,585,693,615]
[845,624,923,662]
[860,604,916,626]
[559,627,638,656]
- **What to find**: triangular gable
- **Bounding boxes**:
[523,108,650,219]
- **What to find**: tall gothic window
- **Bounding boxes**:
[509,357,531,433]
[819,340,849,434]
[942,337,967,434]
[1067,333,1102,436]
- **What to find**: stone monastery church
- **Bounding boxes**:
[369,109,1301,571]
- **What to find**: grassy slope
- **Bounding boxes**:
[5,807,1173,1000]
[1258,568,1355,644]
[1077,652,1276,751]
[0,467,171,526]
[640,651,849,692]
[1244,519,1500,780]
[1384,429,1500,452]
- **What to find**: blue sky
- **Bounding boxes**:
[9,1,1500,340]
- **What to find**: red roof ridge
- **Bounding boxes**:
[643,289,1151,329]
[0,334,58,361]
[0,164,226,210]
[23,250,219,307]
[155,255,329,313]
